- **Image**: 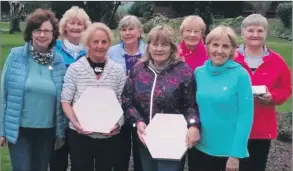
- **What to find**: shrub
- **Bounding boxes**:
[143,13,169,33]
[272,24,292,41]
[101,12,120,29]
[278,112,292,142]
[143,12,152,21]
[216,16,245,34]
[276,2,292,28]
[138,17,148,24]
[128,2,153,17]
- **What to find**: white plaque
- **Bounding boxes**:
[252,85,267,95]
[73,87,123,133]
[142,114,188,160]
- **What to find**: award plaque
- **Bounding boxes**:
[142,113,188,160]
[252,85,267,95]
[73,87,123,133]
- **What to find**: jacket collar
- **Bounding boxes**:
[23,42,64,67]
[56,39,87,60]
[235,44,275,63]
[119,39,146,56]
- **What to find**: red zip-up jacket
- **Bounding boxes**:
[234,48,292,139]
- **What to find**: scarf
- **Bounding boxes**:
[63,39,84,59]
[30,43,53,65]
[178,40,208,71]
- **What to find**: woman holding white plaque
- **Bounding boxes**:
[61,22,127,171]
[121,25,201,171]
[190,26,254,171]
[234,14,292,171]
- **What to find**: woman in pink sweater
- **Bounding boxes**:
[178,15,208,71]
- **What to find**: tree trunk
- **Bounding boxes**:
[107,1,121,26]
[9,18,21,34]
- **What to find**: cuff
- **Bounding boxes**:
[187,118,201,130]
[132,119,145,128]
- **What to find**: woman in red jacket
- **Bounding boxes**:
[178,15,208,71]
[234,14,292,171]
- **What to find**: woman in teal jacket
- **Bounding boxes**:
[0,9,66,171]
[190,26,254,171]
[51,6,91,171]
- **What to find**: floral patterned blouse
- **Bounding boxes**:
[121,60,201,129]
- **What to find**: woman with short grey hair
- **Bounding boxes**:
[234,14,292,171]
[107,15,146,171]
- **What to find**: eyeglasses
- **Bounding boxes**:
[33,29,53,35]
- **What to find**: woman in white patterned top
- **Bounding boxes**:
[61,22,127,171]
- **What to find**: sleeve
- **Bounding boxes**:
[115,66,127,127]
[270,59,292,105]
[179,73,201,129]
[230,69,254,158]
[0,51,14,137]
[121,69,144,126]
[1,50,14,136]
[55,64,67,139]
[61,65,77,104]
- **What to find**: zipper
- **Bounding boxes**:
[147,66,158,122]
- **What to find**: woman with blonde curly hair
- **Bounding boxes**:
[55,6,91,67]
[50,6,91,171]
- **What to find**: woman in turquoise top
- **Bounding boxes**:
[190,26,254,171]
[107,15,146,171]
[0,9,66,171]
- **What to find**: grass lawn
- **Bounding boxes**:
[0,21,292,170]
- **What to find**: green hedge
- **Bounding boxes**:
[276,2,292,29]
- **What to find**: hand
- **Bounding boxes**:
[54,138,65,150]
[186,126,200,149]
[136,121,147,145]
[103,124,121,136]
[0,137,6,147]
[226,157,239,171]
[256,90,272,105]
[72,121,92,135]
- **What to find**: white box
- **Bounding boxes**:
[252,85,267,95]
[142,114,188,160]
[73,87,123,133]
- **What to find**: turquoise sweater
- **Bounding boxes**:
[1,43,66,143]
[194,59,254,158]
[20,54,56,128]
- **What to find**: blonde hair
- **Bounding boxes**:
[59,6,92,39]
[179,15,206,35]
[141,25,180,62]
[206,25,237,59]
[241,14,268,32]
[81,22,113,50]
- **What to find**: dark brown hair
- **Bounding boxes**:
[23,8,59,48]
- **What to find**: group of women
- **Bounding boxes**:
[0,5,291,171]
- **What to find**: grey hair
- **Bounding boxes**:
[241,14,268,32]
[118,15,143,31]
